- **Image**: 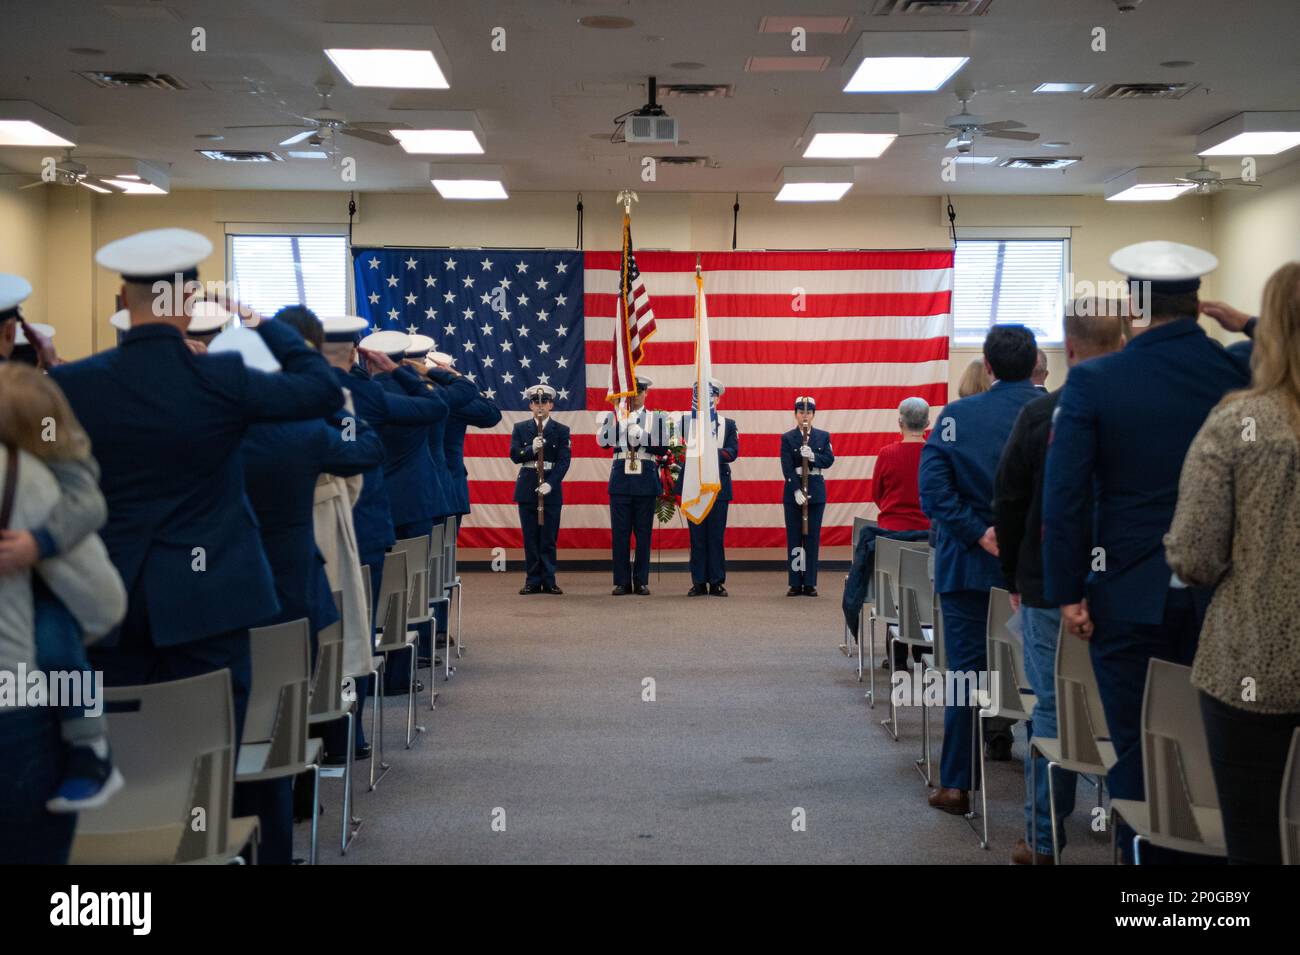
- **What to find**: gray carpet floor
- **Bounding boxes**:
[301,570,1111,864]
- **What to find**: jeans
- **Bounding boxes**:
[1199,692,1300,865]
[1021,606,1077,853]
[0,707,76,863]
[840,526,929,639]
[33,585,102,742]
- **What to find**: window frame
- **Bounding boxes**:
[223,223,354,318]
[952,226,1071,346]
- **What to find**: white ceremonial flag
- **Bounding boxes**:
[681,269,720,524]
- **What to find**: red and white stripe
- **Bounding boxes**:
[460,249,952,556]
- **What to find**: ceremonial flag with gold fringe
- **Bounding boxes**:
[680,268,720,524]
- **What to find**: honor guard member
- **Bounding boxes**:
[0,274,30,361]
[48,228,344,744]
[601,376,667,595]
[681,378,738,596]
[781,396,834,596]
[510,384,571,594]
[1041,240,1251,863]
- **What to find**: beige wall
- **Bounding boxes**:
[0,184,49,328]
[8,173,1292,391]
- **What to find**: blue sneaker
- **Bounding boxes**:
[46,743,125,813]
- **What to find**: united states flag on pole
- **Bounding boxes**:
[356,248,951,556]
[607,214,657,402]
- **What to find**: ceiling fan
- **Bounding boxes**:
[224,83,406,149]
[18,149,103,191]
[1175,158,1262,195]
[900,89,1041,153]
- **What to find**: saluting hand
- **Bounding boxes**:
[1199,300,1250,333]
[360,348,397,374]
[18,319,61,369]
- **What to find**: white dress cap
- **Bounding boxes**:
[1109,241,1218,282]
[187,300,231,335]
[321,315,369,342]
[95,228,214,280]
[0,274,33,313]
[405,333,436,356]
[358,329,411,357]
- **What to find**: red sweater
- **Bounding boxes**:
[871,440,930,531]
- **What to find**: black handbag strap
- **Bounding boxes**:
[0,444,17,531]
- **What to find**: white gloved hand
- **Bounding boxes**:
[626,424,644,445]
[532,436,545,452]
[800,444,815,461]
[794,489,807,506]
[538,482,552,496]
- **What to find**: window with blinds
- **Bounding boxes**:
[953,238,1067,344]
[229,234,348,318]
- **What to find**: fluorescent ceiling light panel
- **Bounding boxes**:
[802,113,898,158]
[1104,166,1194,201]
[80,181,112,193]
[842,31,969,93]
[954,154,998,164]
[0,101,76,147]
[322,23,451,89]
[1033,82,1095,93]
[1197,111,1300,155]
[430,163,507,199]
[391,112,484,154]
[288,150,330,159]
[776,166,854,202]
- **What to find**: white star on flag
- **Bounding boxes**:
[481,323,494,336]
[462,307,475,320]
[517,325,530,337]
[368,291,380,304]
[368,257,379,269]
[538,341,550,353]
[387,308,399,320]
[405,292,417,305]
[482,356,494,367]
[556,325,568,337]
[536,278,549,291]
[517,293,529,306]
[462,276,475,288]
[444,257,458,269]
[425,307,436,320]
[556,356,568,368]
[444,291,456,303]
[558,387,569,399]
[480,258,494,271]
[519,356,531,368]
[424,275,437,288]
[537,309,550,322]
[443,323,456,336]
[386,275,398,287]
[555,262,567,273]
[539,373,550,384]
[483,388,496,400]
[555,294,567,307]
[407,324,419,335]
[502,372,514,384]
[480,293,491,305]
[463,341,476,352]
[501,340,513,351]
[499,277,512,290]
[516,261,528,273]
[405,257,417,270]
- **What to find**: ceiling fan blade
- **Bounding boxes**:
[1224,181,1263,189]
[1173,176,1195,183]
[978,119,1026,131]
[224,123,313,131]
[898,130,949,139]
[18,180,47,190]
[340,127,397,146]
[279,129,317,146]
[983,129,1040,141]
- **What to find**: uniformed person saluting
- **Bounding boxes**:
[511,384,571,594]
[600,376,667,596]
[781,396,834,596]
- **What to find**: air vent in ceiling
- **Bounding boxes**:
[745,56,830,73]
[870,0,993,14]
[78,71,188,90]
[1087,82,1198,100]
[1001,156,1080,169]
[658,83,734,98]
[197,149,283,163]
[655,156,711,167]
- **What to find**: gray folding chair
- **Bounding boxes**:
[967,587,1036,849]
[392,533,442,702]
[863,537,928,701]
[880,546,934,746]
[1028,617,1116,863]
[373,550,422,747]
[1109,659,1226,863]
[71,670,259,864]
[920,591,948,788]
[1282,728,1300,865]
[237,617,323,863]
[309,605,362,854]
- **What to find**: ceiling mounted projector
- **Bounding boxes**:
[617,77,679,145]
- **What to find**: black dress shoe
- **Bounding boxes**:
[543,583,563,594]
[985,735,1014,761]
[520,584,541,595]
[322,744,371,767]
[612,585,629,596]
[709,583,729,597]
[687,584,708,596]
[381,680,423,697]
[804,586,819,597]
[635,584,651,596]
[786,586,802,597]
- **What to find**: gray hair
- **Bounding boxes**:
[898,396,930,433]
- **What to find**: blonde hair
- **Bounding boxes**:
[1236,262,1300,429]
[957,358,991,398]
[0,363,92,461]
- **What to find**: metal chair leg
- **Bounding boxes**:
[370,662,389,791]
[341,710,362,854]
[309,763,321,865]
[1048,758,1061,865]
[406,643,424,747]
[879,627,898,740]
[454,580,463,660]
[1031,746,1039,864]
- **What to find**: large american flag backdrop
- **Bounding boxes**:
[354,248,953,557]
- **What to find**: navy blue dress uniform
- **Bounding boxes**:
[444,384,503,520]
[677,379,738,596]
[919,373,1041,796]
[601,377,668,595]
[1041,241,1251,861]
[510,384,572,593]
[48,228,344,744]
[781,397,835,595]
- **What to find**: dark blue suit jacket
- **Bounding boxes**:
[444,394,502,516]
[920,379,1041,595]
[510,417,572,505]
[674,416,739,503]
[603,409,669,498]
[49,320,343,645]
[781,426,834,505]
[1042,318,1251,623]
[243,416,383,632]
